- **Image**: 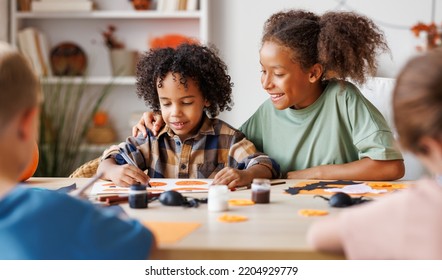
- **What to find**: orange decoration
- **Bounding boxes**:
[149,34,199,49]
[149,181,168,187]
[132,0,151,10]
[298,209,329,217]
[175,180,208,186]
[228,199,255,206]
[171,187,208,191]
[93,111,108,127]
[20,142,39,181]
[217,214,248,223]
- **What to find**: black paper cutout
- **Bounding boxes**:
[285,180,360,195]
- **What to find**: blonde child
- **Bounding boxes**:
[307,50,442,259]
[0,42,156,259]
[98,44,280,188]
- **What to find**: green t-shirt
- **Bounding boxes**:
[239,81,403,176]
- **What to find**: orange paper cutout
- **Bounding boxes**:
[143,221,201,244]
[102,188,128,192]
[172,187,208,191]
[175,180,208,186]
[298,209,329,217]
[228,199,255,206]
[150,182,167,187]
[218,214,248,223]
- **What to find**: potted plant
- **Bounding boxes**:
[36,78,114,177]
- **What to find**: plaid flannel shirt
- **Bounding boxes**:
[102,115,280,179]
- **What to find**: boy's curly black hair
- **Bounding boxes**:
[136,43,233,118]
[262,10,389,84]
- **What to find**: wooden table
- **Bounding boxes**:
[26,177,345,260]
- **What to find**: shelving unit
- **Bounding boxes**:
[10,0,209,167]
[10,0,208,84]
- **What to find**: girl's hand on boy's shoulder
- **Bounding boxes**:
[132,111,164,138]
[213,167,253,189]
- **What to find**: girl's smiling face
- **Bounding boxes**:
[157,72,209,141]
[259,41,322,110]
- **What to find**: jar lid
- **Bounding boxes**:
[252,178,270,184]
[209,185,228,194]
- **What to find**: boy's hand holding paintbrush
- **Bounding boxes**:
[96,147,150,188]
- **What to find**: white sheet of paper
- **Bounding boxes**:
[324,183,387,194]
[89,178,213,196]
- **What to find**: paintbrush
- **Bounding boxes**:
[69,172,104,198]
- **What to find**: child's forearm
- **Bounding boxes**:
[287,158,405,181]
[246,164,273,180]
[97,158,118,181]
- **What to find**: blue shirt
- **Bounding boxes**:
[0,185,153,259]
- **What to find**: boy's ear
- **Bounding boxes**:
[18,107,38,141]
[204,99,210,108]
[308,63,324,83]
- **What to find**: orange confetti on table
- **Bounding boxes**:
[228,199,255,206]
[218,214,248,223]
[298,209,329,217]
[143,221,201,244]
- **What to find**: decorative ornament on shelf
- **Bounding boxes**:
[102,25,138,76]
[411,0,442,52]
[149,34,199,49]
[102,25,125,50]
[129,0,151,10]
[50,42,87,76]
[411,22,442,51]
[86,111,116,144]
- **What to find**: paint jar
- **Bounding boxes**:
[208,185,229,212]
[251,178,271,204]
[129,184,148,208]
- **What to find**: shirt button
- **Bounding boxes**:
[181,164,186,170]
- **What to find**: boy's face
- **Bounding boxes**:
[259,41,319,110]
[157,72,209,140]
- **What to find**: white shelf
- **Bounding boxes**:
[16,10,202,19]
[41,76,136,85]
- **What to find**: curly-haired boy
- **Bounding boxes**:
[98,44,280,188]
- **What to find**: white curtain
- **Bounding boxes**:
[0,0,9,42]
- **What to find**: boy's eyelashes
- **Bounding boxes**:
[161,102,194,107]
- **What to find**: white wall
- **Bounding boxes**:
[209,0,441,128]
[0,0,9,41]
